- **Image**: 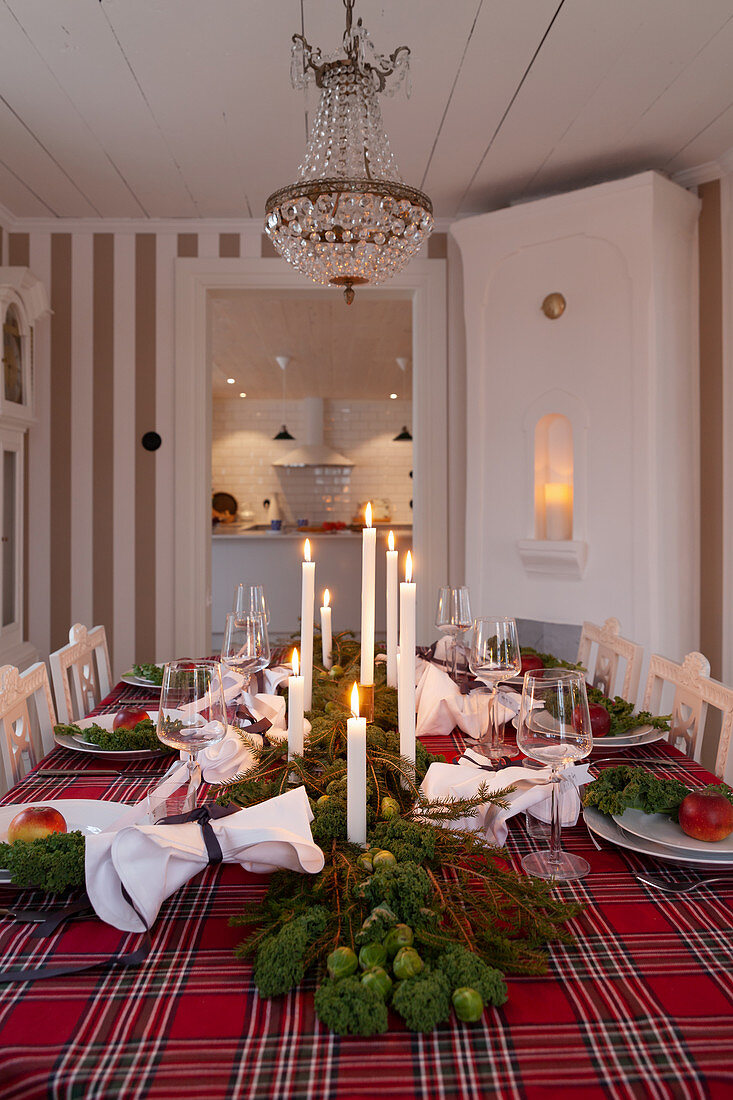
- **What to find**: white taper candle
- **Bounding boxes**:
[300,539,315,710]
[287,648,304,761]
[346,682,367,846]
[398,550,416,771]
[320,588,333,670]
[386,530,398,688]
[360,503,376,687]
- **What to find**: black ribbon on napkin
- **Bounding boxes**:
[0,802,239,985]
[416,643,478,695]
[234,702,272,737]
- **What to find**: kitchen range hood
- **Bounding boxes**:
[272,397,354,468]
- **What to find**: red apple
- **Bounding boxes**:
[7,806,67,843]
[587,703,611,738]
[520,654,545,674]
[112,706,150,731]
[678,789,733,842]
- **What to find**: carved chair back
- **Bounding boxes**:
[0,663,57,792]
[577,617,643,703]
[642,651,733,777]
[49,623,112,724]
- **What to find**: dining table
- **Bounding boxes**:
[0,675,731,1099]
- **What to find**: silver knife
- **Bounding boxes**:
[25,769,162,779]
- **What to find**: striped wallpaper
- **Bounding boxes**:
[0,221,265,679]
[0,220,448,681]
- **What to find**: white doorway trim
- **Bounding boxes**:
[173,257,448,655]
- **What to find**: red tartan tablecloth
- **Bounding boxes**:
[0,680,732,1099]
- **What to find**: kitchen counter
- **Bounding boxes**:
[211,525,413,644]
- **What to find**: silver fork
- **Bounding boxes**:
[634,871,730,894]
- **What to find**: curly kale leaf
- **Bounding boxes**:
[363,861,432,927]
[585,687,671,737]
[132,662,164,685]
[0,831,86,893]
[252,908,329,997]
[370,817,437,865]
[583,766,689,817]
[54,718,162,753]
[314,977,389,1036]
[391,967,452,1032]
[435,944,508,1007]
[355,903,398,946]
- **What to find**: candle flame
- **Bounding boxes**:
[323,588,330,608]
[405,550,413,583]
[350,682,360,719]
[365,502,372,529]
[292,649,299,676]
[304,538,311,562]
[388,530,395,551]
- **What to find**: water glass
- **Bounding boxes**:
[469,617,522,760]
[435,586,472,678]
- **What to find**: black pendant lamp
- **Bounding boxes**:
[273,356,295,441]
[392,357,412,440]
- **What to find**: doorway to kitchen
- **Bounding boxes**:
[173,257,447,653]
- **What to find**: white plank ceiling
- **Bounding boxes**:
[1,0,733,221]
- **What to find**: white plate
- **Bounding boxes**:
[121,666,163,690]
[511,714,666,749]
[612,807,733,855]
[0,799,126,884]
[584,806,733,867]
[54,711,172,760]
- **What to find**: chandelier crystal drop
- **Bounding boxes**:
[264,0,433,304]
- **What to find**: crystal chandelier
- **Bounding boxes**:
[264,0,433,305]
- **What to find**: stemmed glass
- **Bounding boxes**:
[233,583,269,623]
[156,660,228,811]
[469,617,522,760]
[221,611,271,727]
[435,586,472,679]
[516,669,593,881]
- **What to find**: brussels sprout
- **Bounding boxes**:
[372,850,396,869]
[392,947,424,980]
[358,942,387,971]
[380,797,401,819]
[316,794,331,806]
[452,987,484,1023]
[361,966,393,1001]
[327,946,358,980]
[329,664,345,679]
[383,923,414,957]
[358,854,374,873]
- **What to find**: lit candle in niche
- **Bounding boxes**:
[544,483,573,541]
[287,648,304,761]
[386,531,398,688]
[398,550,416,773]
[360,503,376,687]
[346,682,367,846]
[320,588,332,670]
[300,539,315,709]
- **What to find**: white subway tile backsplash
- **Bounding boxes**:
[212,398,413,525]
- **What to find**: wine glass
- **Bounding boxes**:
[435,586,472,679]
[469,617,522,760]
[221,610,271,717]
[157,660,228,811]
[233,583,269,624]
[516,669,593,881]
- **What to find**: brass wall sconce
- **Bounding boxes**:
[541,293,566,320]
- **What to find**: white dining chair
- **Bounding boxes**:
[577,617,643,703]
[0,662,57,793]
[49,623,112,724]
[641,651,733,778]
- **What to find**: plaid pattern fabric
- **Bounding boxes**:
[1,683,731,1098]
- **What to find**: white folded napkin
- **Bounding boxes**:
[416,659,520,739]
[194,726,264,784]
[86,785,325,932]
[420,760,592,846]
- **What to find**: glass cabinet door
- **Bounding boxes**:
[0,428,23,656]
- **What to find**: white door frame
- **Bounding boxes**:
[173,257,448,655]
